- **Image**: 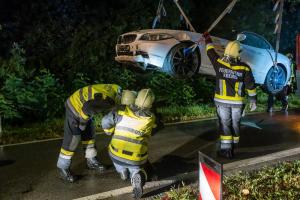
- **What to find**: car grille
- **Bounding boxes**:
[117,45,133,56]
[118,34,137,44]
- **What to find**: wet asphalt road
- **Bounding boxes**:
[1,110,300,200]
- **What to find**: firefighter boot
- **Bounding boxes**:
[217,149,234,159]
[58,168,77,183]
[86,157,106,172]
[57,155,77,183]
[131,171,146,199]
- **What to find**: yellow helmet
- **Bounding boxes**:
[121,90,137,105]
[135,89,155,109]
[224,41,241,59]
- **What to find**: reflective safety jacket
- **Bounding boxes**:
[102,105,156,165]
[206,43,257,106]
[66,84,121,121]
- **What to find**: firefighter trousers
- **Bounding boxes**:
[216,104,243,150]
[57,107,96,169]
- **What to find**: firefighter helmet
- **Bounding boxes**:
[224,41,241,59]
[121,90,137,106]
[135,89,155,109]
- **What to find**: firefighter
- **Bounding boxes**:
[267,86,289,113]
[267,53,296,113]
[101,89,156,199]
[57,84,122,183]
[203,32,257,159]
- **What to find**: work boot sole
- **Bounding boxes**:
[131,173,143,199]
[58,171,77,183]
[87,164,107,173]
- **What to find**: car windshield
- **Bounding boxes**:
[239,32,273,50]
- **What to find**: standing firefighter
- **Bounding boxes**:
[102,89,156,199]
[57,84,122,183]
[203,32,257,159]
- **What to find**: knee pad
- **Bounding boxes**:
[85,147,97,158]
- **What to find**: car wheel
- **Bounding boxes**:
[162,42,201,78]
[264,64,287,94]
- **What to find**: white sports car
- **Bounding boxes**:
[115,29,291,94]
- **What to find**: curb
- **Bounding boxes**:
[223,146,300,174]
[73,146,300,199]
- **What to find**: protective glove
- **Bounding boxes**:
[249,102,257,112]
[203,31,212,44]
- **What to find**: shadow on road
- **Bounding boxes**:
[0,159,15,167]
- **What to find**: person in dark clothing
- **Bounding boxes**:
[203,31,257,159]
[57,84,122,183]
[267,85,289,113]
[267,53,296,113]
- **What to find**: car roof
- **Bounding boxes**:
[123,29,191,35]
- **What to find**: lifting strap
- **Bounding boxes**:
[152,0,167,29]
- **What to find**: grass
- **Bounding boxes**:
[157,90,300,123]
[154,160,300,200]
[0,119,64,145]
[1,89,300,145]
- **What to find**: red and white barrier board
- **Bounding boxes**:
[199,152,222,200]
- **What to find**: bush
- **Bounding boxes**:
[3,69,65,121]
[146,72,197,106]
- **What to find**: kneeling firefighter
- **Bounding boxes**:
[57,84,122,183]
[102,89,156,199]
[203,32,257,159]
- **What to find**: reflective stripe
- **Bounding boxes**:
[215,94,244,101]
[104,127,115,133]
[235,82,239,97]
[206,44,214,51]
[79,88,85,104]
[247,88,257,96]
[238,82,243,96]
[217,59,250,71]
[110,145,148,161]
[233,136,240,143]
[231,66,250,71]
[66,99,80,118]
[235,82,243,97]
[81,139,95,145]
[113,135,144,145]
[109,150,147,165]
[219,79,223,95]
[220,135,233,140]
[88,86,92,100]
[222,80,227,96]
[115,126,145,136]
[59,153,72,160]
[60,148,74,156]
[220,143,232,150]
[214,98,244,105]
[218,58,230,67]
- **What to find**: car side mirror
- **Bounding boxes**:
[236,34,246,42]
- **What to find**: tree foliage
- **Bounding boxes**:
[0,0,299,124]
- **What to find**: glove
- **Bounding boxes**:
[203,31,212,44]
[249,102,257,112]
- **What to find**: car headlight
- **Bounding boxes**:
[140,33,173,41]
